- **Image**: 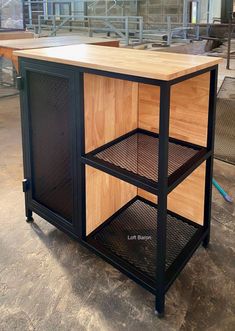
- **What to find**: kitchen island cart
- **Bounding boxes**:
[14,45,221,316]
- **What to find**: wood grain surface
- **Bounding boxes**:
[14,44,222,81]
[1,36,118,71]
[1,35,118,49]
[0,31,33,40]
[138,162,206,225]
[138,72,210,146]
[84,73,138,153]
[86,166,137,235]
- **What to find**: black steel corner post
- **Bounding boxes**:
[155,81,171,317]
[203,66,218,248]
[72,69,85,239]
[17,61,33,222]
[75,69,86,240]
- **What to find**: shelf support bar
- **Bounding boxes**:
[155,81,171,317]
[203,66,218,248]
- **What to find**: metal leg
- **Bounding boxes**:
[202,232,210,248]
[26,208,33,223]
[17,64,33,224]
[155,82,171,317]
[12,66,17,88]
[0,56,3,86]
[22,180,33,223]
[203,155,213,248]
[203,67,218,249]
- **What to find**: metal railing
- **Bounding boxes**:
[23,0,203,46]
[23,0,139,26]
[36,15,143,45]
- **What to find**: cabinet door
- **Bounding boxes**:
[20,60,83,238]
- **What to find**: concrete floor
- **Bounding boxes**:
[0,92,235,329]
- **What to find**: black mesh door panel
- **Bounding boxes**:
[28,71,73,222]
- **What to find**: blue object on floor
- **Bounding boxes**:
[212,178,233,203]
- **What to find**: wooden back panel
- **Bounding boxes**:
[86,166,137,235]
[84,73,138,153]
[138,162,206,225]
[139,72,210,147]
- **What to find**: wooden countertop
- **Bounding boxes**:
[14,44,222,81]
[1,35,118,50]
[0,31,33,40]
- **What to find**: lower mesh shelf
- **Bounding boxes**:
[87,198,203,287]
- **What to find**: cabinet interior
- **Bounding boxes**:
[84,72,210,236]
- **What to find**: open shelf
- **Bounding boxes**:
[86,197,205,294]
[83,129,208,195]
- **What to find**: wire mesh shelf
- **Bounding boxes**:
[84,129,207,194]
[87,197,203,290]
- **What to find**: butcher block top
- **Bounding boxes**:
[1,36,118,50]
[14,44,222,81]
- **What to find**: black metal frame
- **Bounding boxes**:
[203,67,218,248]
[18,57,218,317]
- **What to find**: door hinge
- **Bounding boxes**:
[16,76,24,90]
[22,179,30,193]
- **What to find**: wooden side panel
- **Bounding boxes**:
[0,31,33,40]
[138,72,210,147]
[86,166,137,235]
[84,73,138,153]
[138,83,160,133]
[138,162,206,225]
[91,41,119,47]
[0,47,18,71]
